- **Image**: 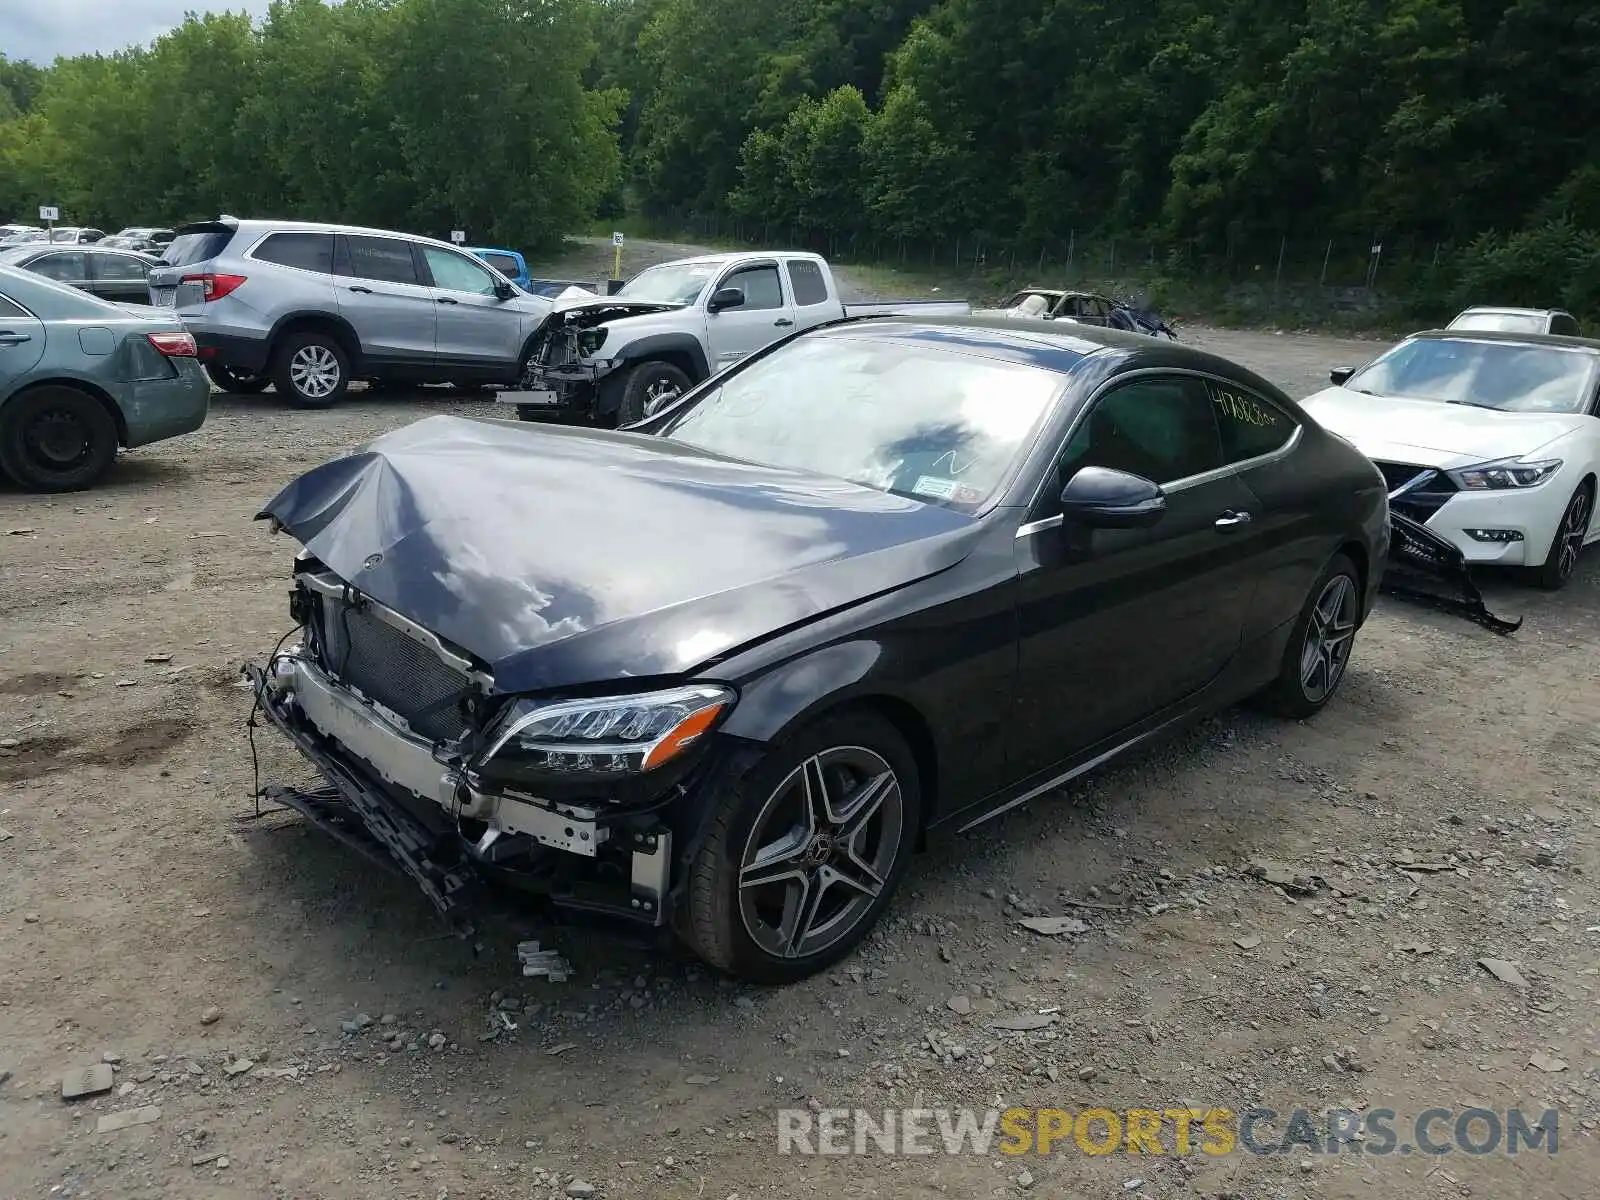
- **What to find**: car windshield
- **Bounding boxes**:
[617,262,714,305]
[1347,337,1599,414]
[1449,311,1547,333]
[0,246,35,263]
[658,334,1067,510]
[4,231,44,244]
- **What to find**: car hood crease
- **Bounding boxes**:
[258,414,980,693]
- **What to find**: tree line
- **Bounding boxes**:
[2,0,1596,310]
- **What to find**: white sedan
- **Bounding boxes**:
[1302,330,1600,589]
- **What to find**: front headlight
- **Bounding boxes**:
[1449,458,1562,490]
[478,684,734,782]
[577,327,608,357]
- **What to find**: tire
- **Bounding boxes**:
[0,386,119,492]
[204,363,270,394]
[681,710,922,984]
[272,331,349,409]
[1530,480,1593,591]
[616,360,691,426]
[1253,553,1362,719]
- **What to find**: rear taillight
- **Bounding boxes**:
[148,331,198,357]
[179,272,246,301]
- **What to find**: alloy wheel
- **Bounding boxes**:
[737,746,905,960]
[1300,574,1357,703]
[1556,488,1591,582]
[644,376,682,409]
[289,345,341,399]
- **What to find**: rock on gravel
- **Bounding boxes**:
[96,1105,161,1133]
[61,1064,114,1100]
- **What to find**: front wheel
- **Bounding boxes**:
[1530,481,1593,590]
[1253,553,1362,719]
[204,363,270,394]
[0,386,119,492]
[272,332,349,409]
[680,711,921,983]
[616,361,691,426]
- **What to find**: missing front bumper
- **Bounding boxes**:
[244,659,675,936]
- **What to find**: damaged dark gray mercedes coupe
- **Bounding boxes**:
[247,316,1390,982]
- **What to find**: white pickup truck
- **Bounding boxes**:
[497,250,971,424]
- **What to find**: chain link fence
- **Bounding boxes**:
[643,212,1460,321]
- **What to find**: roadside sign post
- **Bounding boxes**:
[39,205,59,239]
[449,230,466,245]
[611,231,625,291]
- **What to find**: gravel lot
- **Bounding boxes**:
[1,242,1595,1199]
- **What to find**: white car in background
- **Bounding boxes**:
[1448,306,1579,336]
[1302,330,1600,589]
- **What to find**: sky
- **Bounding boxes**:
[2,0,273,64]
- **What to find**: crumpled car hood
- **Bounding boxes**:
[258,415,979,694]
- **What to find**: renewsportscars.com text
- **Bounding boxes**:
[777,1106,1559,1157]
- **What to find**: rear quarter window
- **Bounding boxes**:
[1209,382,1296,463]
[481,253,520,277]
[787,259,830,306]
[253,232,335,273]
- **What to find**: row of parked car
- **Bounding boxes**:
[2,210,1598,606]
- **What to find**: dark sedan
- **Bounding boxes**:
[247,317,1390,982]
[0,244,158,306]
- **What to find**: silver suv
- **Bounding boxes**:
[147,217,553,407]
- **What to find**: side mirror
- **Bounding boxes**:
[707,286,744,313]
[1329,366,1356,386]
[493,280,515,301]
[1059,466,1166,529]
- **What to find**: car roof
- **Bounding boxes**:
[808,314,1287,395]
[642,250,825,268]
[1455,305,1566,316]
[178,217,482,252]
[1409,327,1600,352]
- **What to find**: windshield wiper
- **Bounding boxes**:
[1446,398,1500,410]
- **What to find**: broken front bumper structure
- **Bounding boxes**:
[1382,512,1522,634]
[246,646,674,940]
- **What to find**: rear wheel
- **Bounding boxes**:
[681,710,920,983]
[0,386,119,492]
[616,361,691,426]
[272,332,349,409]
[1531,481,1593,590]
[204,363,270,394]
[1253,553,1362,718]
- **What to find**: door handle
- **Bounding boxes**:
[774,318,794,327]
[1214,510,1254,531]
[0,331,31,345]
[436,297,459,305]
[347,285,372,294]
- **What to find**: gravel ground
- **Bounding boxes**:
[0,241,1595,1200]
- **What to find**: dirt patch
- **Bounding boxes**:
[0,671,77,696]
[0,735,78,782]
[75,716,196,769]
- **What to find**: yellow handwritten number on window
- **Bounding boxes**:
[1213,389,1274,428]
